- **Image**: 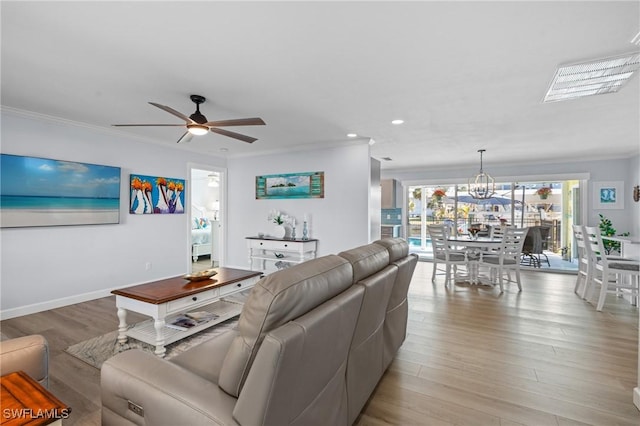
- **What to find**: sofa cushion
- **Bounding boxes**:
[382,253,418,368]
[374,238,409,263]
[233,285,364,426]
[338,243,390,283]
[0,335,49,388]
[218,254,353,397]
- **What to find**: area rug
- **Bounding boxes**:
[65,318,238,369]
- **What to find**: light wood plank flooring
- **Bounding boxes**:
[1,262,637,425]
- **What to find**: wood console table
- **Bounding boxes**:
[0,371,70,425]
[112,267,261,357]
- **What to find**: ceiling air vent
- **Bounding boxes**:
[543,52,640,103]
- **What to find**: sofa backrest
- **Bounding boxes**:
[338,241,390,283]
[374,238,418,368]
[218,254,353,397]
[233,285,364,426]
[338,243,397,424]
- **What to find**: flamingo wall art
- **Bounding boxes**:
[129,174,185,214]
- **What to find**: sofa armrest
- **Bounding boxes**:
[0,335,49,388]
[101,349,239,426]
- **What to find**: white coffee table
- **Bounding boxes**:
[112,267,261,357]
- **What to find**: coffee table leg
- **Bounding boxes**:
[153,318,166,357]
[116,307,128,344]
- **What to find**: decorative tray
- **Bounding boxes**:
[183,269,218,281]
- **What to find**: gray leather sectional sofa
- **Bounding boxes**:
[101,238,418,425]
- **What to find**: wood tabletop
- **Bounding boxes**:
[111,267,262,304]
[0,371,70,425]
[246,236,318,242]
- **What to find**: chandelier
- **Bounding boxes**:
[468,149,495,199]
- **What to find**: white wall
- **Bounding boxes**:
[225,143,372,270]
[383,156,639,237]
[0,110,226,318]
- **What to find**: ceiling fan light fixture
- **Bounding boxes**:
[468,149,495,200]
[187,124,209,136]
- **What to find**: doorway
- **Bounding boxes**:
[189,166,224,272]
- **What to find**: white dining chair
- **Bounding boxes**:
[582,226,639,311]
[572,225,591,298]
[479,227,529,292]
[427,224,468,287]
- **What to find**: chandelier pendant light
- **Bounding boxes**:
[468,149,495,199]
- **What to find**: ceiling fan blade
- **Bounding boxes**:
[210,127,257,143]
[112,124,185,127]
[176,131,194,144]
[149,102,195,124]
[204,118,265,127]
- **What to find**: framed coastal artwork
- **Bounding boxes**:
[129,174,186,214]
[0,153,121,228]
[256,171,324,199]
[593,181,624,210]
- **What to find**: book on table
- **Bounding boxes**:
[166,311,219,331]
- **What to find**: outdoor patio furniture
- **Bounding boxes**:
[521,226,551,268]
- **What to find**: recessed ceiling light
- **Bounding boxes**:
[347,133,358,138]
[543,52,640,103]
[391,119,404,125]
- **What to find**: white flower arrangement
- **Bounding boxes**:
[268,209,294,226]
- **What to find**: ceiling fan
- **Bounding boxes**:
[113,95,265,144]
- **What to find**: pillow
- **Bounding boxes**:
[192,217,200,229]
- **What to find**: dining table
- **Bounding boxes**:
[447,236,503,285]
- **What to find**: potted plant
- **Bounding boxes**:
[432,188,446,202]
[536,187,552,200]
[598,214,630,255]
[268,210,292,239]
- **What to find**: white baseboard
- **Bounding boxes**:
[0,273,182,320]
[634,387,640,410]
[0,269,257,320]
[0,288,114,320]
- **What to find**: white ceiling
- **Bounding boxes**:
[2,1,639,171]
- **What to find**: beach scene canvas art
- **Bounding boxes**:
[0,154,121,228]
[129,174,185,214]
[256,171,324,199]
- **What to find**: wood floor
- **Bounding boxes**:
[1,262,638,425]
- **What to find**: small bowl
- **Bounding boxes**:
[183,269,218,282]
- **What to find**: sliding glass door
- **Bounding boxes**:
[406,180,580,272]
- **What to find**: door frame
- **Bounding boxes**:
[188,162,227,271]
